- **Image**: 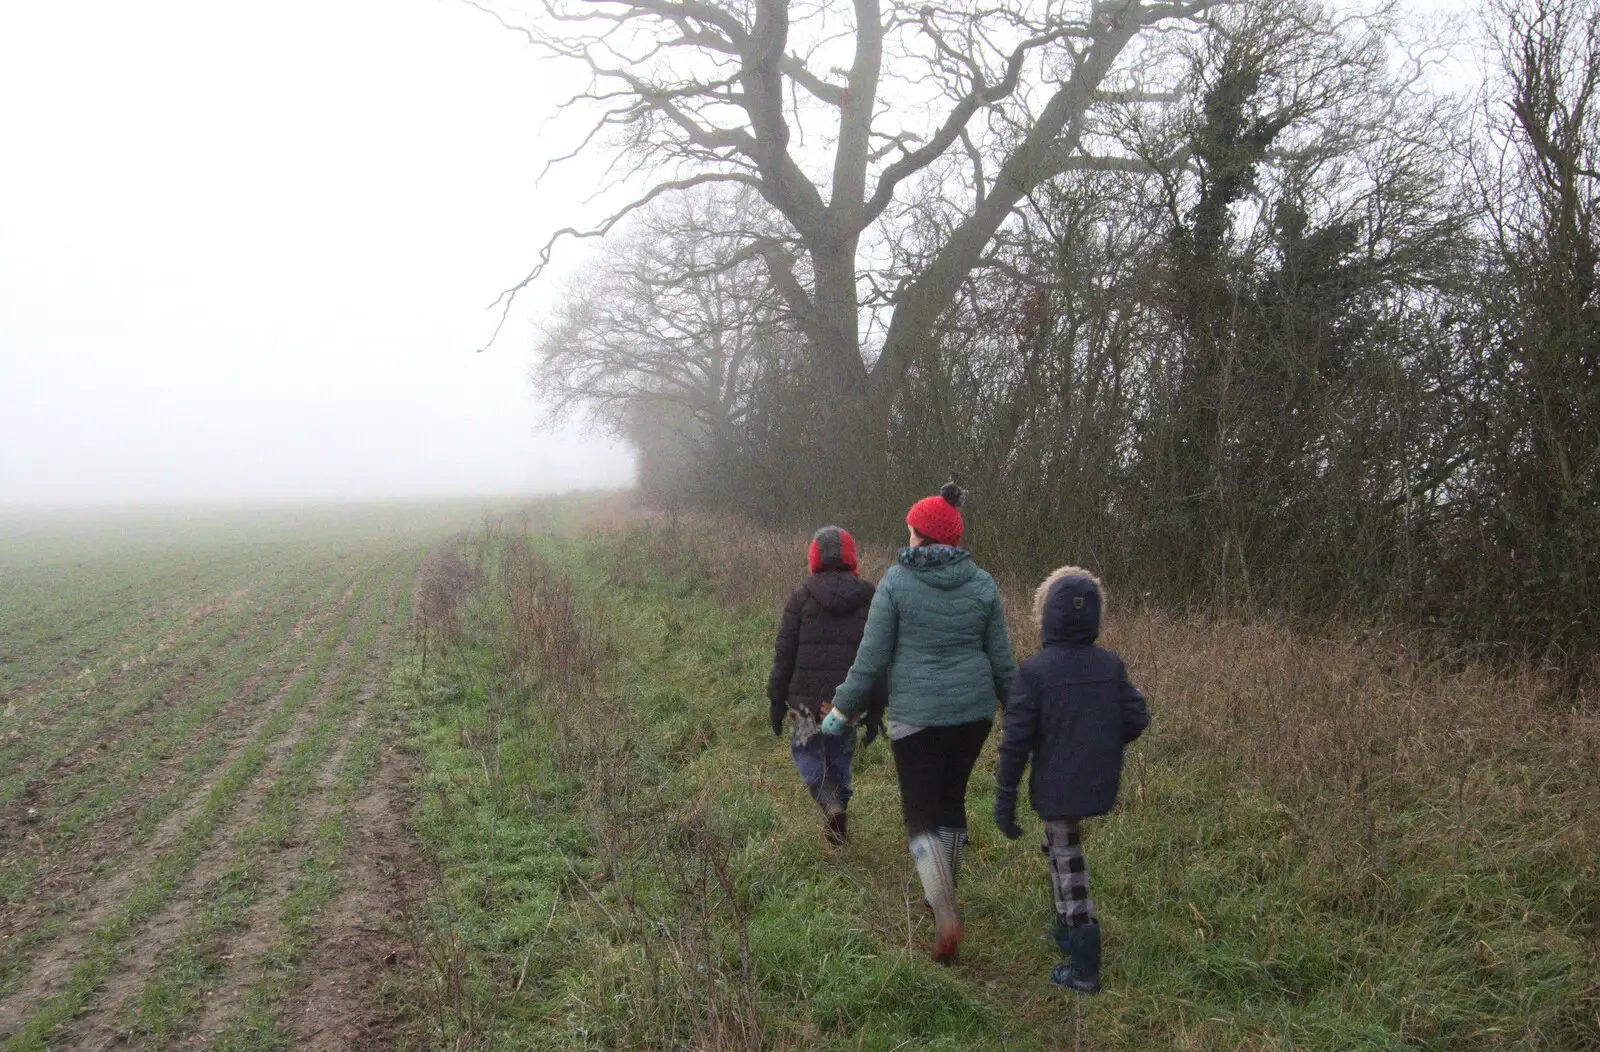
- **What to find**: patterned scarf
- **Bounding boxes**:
[898,544,970,570]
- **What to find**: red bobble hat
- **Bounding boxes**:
[808,526,859,574]
[906,482,966,546]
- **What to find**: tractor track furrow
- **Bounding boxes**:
[180,571,408,1050]
[0,569,387,1048]
[0,574,354,983]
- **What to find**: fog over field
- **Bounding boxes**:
[0,0,634,507]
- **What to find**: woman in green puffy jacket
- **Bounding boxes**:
[820,483,1016,962]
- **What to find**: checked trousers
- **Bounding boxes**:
[1044,818,1097,927]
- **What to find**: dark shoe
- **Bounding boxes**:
[824,811,848,846]
[1050,921,1101,993]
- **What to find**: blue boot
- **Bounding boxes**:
[1050,920,1101,994]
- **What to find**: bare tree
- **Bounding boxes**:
[537,195,767,429]
[475,0,1225,505]
[1443,0,1600,670]
[534,189,798,466]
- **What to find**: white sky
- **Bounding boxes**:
[0,0,633,506]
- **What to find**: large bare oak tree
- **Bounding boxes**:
[474,0,1223,505]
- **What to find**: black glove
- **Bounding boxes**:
[769,700,787,738]
[993,788,1023,840]
[862,712,883,746]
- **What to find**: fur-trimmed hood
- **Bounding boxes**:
[1032,565,1104,645]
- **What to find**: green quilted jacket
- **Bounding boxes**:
[829,545,1016,727]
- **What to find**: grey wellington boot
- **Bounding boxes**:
[944,826,968,888]
[924,826,968,910]
[909,833,962,962]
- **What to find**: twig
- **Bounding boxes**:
[904,876,915,952]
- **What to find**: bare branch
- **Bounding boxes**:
[478,173,763,351]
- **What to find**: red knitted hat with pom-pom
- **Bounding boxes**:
[906,483,966,546]
[808,526,859,574]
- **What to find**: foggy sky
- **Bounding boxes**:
[0,2,1479,507]
[0,0,633,506]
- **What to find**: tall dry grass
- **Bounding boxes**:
[411,541,479,656]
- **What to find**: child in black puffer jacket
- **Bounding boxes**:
[993,566,1150,993]
[767,526,886,845]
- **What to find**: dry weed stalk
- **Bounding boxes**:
[492,530,772,1048]
[413,543,479,659]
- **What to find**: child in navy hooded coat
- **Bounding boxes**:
[993,566,1150,993]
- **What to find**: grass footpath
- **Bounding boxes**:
[396,506,1598,1050]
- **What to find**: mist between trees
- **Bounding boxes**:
[497,0,1599,678]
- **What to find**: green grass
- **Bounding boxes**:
[393,509,1599,1051]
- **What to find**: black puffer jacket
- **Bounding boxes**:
[995,573,1150,820]
[767,571,887,721]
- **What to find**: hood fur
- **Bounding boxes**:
[1032,566,1105,643]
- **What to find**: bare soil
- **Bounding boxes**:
[0,561,441,1052]
[282,742,427,1052]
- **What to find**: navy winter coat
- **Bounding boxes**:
[995,571,1150,820]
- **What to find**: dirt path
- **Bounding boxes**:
[276,740,426,1051]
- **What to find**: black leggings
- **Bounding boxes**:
[889,719,992,837]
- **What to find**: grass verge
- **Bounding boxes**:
[393,504,1598,1051]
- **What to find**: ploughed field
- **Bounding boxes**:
[0,505,476,1051]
